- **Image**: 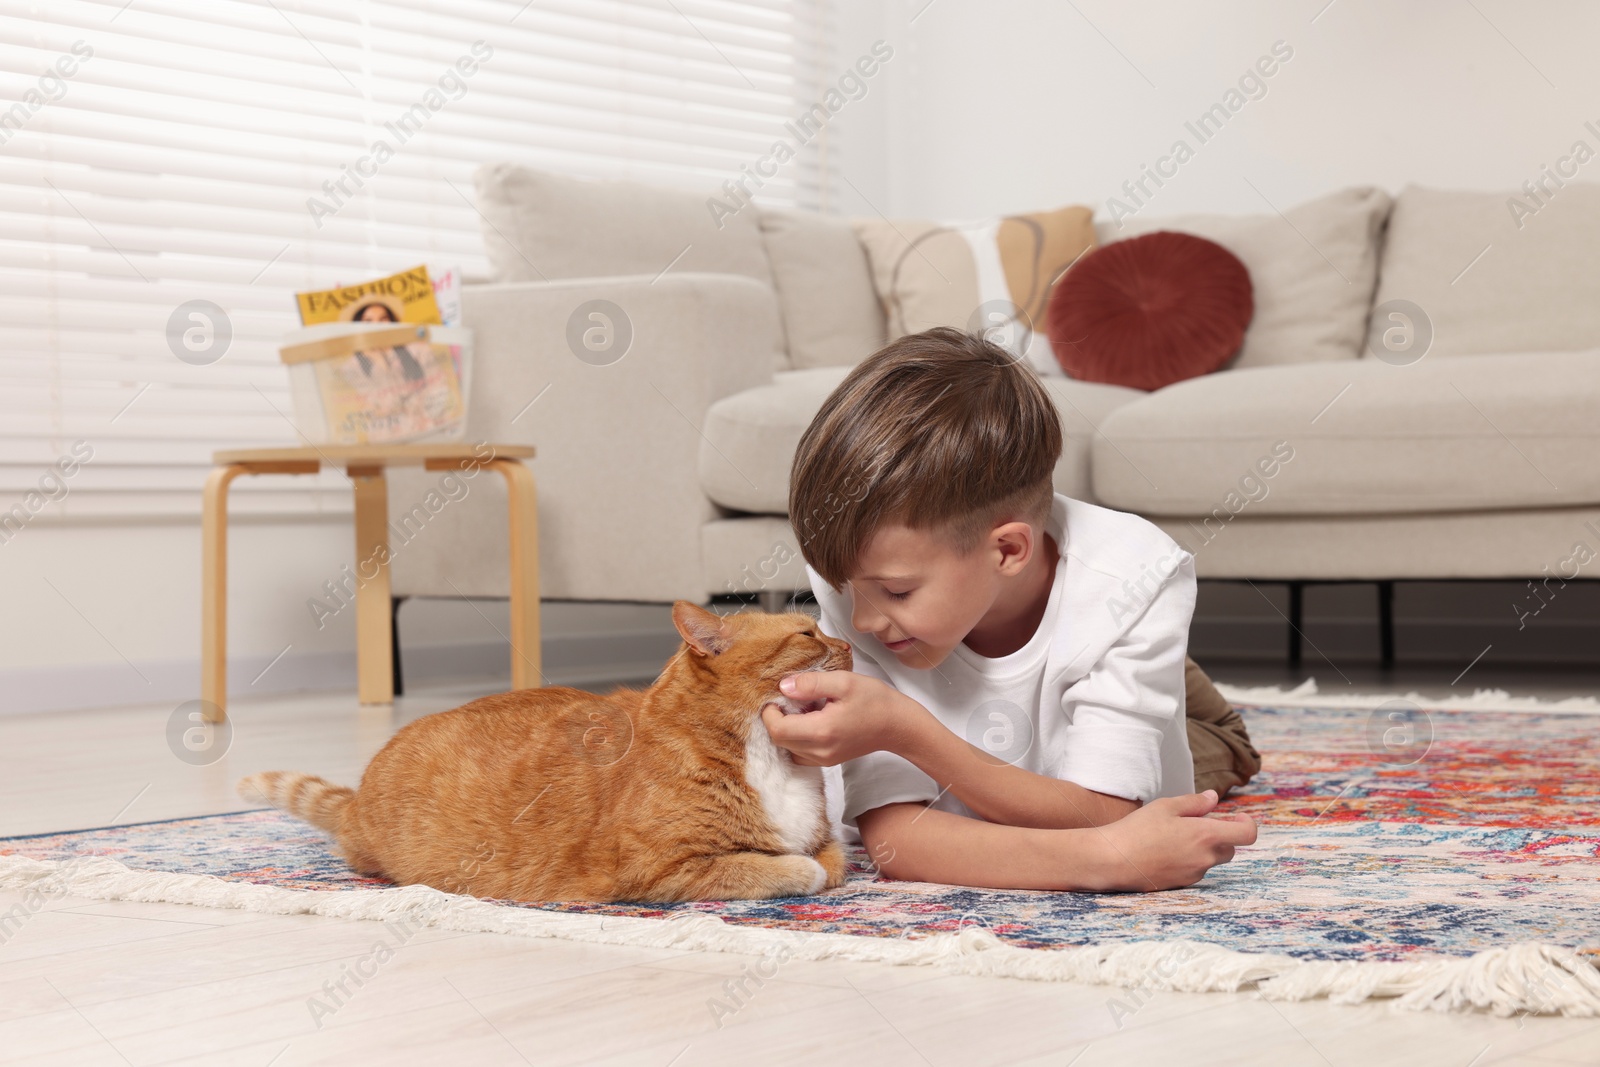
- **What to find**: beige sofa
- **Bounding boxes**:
[388,166,1600,661]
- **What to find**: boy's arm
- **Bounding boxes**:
[893,700,1141,828]
[857,792,1256,892]
[772,671,1136,829]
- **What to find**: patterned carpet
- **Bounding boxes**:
[4,704,1599,966]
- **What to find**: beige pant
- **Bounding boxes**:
[1184,658,1262,798]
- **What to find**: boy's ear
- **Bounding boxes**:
[991,521,1036,577]
[672,601,731,656]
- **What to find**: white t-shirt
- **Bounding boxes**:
[813,494,1198,840]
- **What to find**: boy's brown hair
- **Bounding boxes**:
[789,327,1063,588]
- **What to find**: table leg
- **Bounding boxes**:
[201,465,246,723]
[350,465,393,704]
[490,458,542,689]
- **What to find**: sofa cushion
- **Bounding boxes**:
[1097,187,1391,369]
[1038,376,1150,502]
[1092,350,1600,516]
[700,367,1143,514]
[474,164,775,289]
[853,204,1096,374]
[759,210,886,370]
[701,367,850,514]
[1047,231,1254,389]
[1372,184,1600,359]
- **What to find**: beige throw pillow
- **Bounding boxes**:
[759,210,886,370]
[1099,187,1391,368]
[1373,184,1600,359]
[853,205,1096,374]
[473,163,775,289]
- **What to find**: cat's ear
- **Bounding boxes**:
[672,601,732,657]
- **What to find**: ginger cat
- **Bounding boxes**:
[239,603,851,903]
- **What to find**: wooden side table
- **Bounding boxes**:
[201,443,539,722]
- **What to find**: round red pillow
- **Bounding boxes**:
[1045,231,1253,391]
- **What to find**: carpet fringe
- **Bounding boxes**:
[3,854,1596,1017]
[1216,680,1600,714]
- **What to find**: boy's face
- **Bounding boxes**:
[843,523,1014,669]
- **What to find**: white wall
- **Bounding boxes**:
[833,0,1600,219]
[0,515,500,715]
[0,511,679,716]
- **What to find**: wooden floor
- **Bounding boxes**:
[2,676,1598,1066]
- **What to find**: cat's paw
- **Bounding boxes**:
[813,841,848,889]
[750,855,830,898]
[798,856,829,895]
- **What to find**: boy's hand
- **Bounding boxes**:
[760,670,922,766]
[1087,790,1258,891]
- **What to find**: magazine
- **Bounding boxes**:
[428,265,465,382]
[295,263,442,327]
[289,266,466,443]
[429,265,462,327]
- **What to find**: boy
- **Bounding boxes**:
[761,328,1260,893]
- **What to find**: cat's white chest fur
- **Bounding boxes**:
[744,718,824,854]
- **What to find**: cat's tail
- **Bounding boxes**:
[238,771,353,835]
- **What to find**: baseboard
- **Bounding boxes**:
[0,627,682,717]
[398,629,678,690]
[1190,615,1600,665]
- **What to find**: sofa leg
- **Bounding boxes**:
[391,595,407,697]
[758,589,790,614]
[1377,581,1395,668]
[1287,582,1304,667]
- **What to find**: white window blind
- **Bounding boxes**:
[0,0,836,517]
